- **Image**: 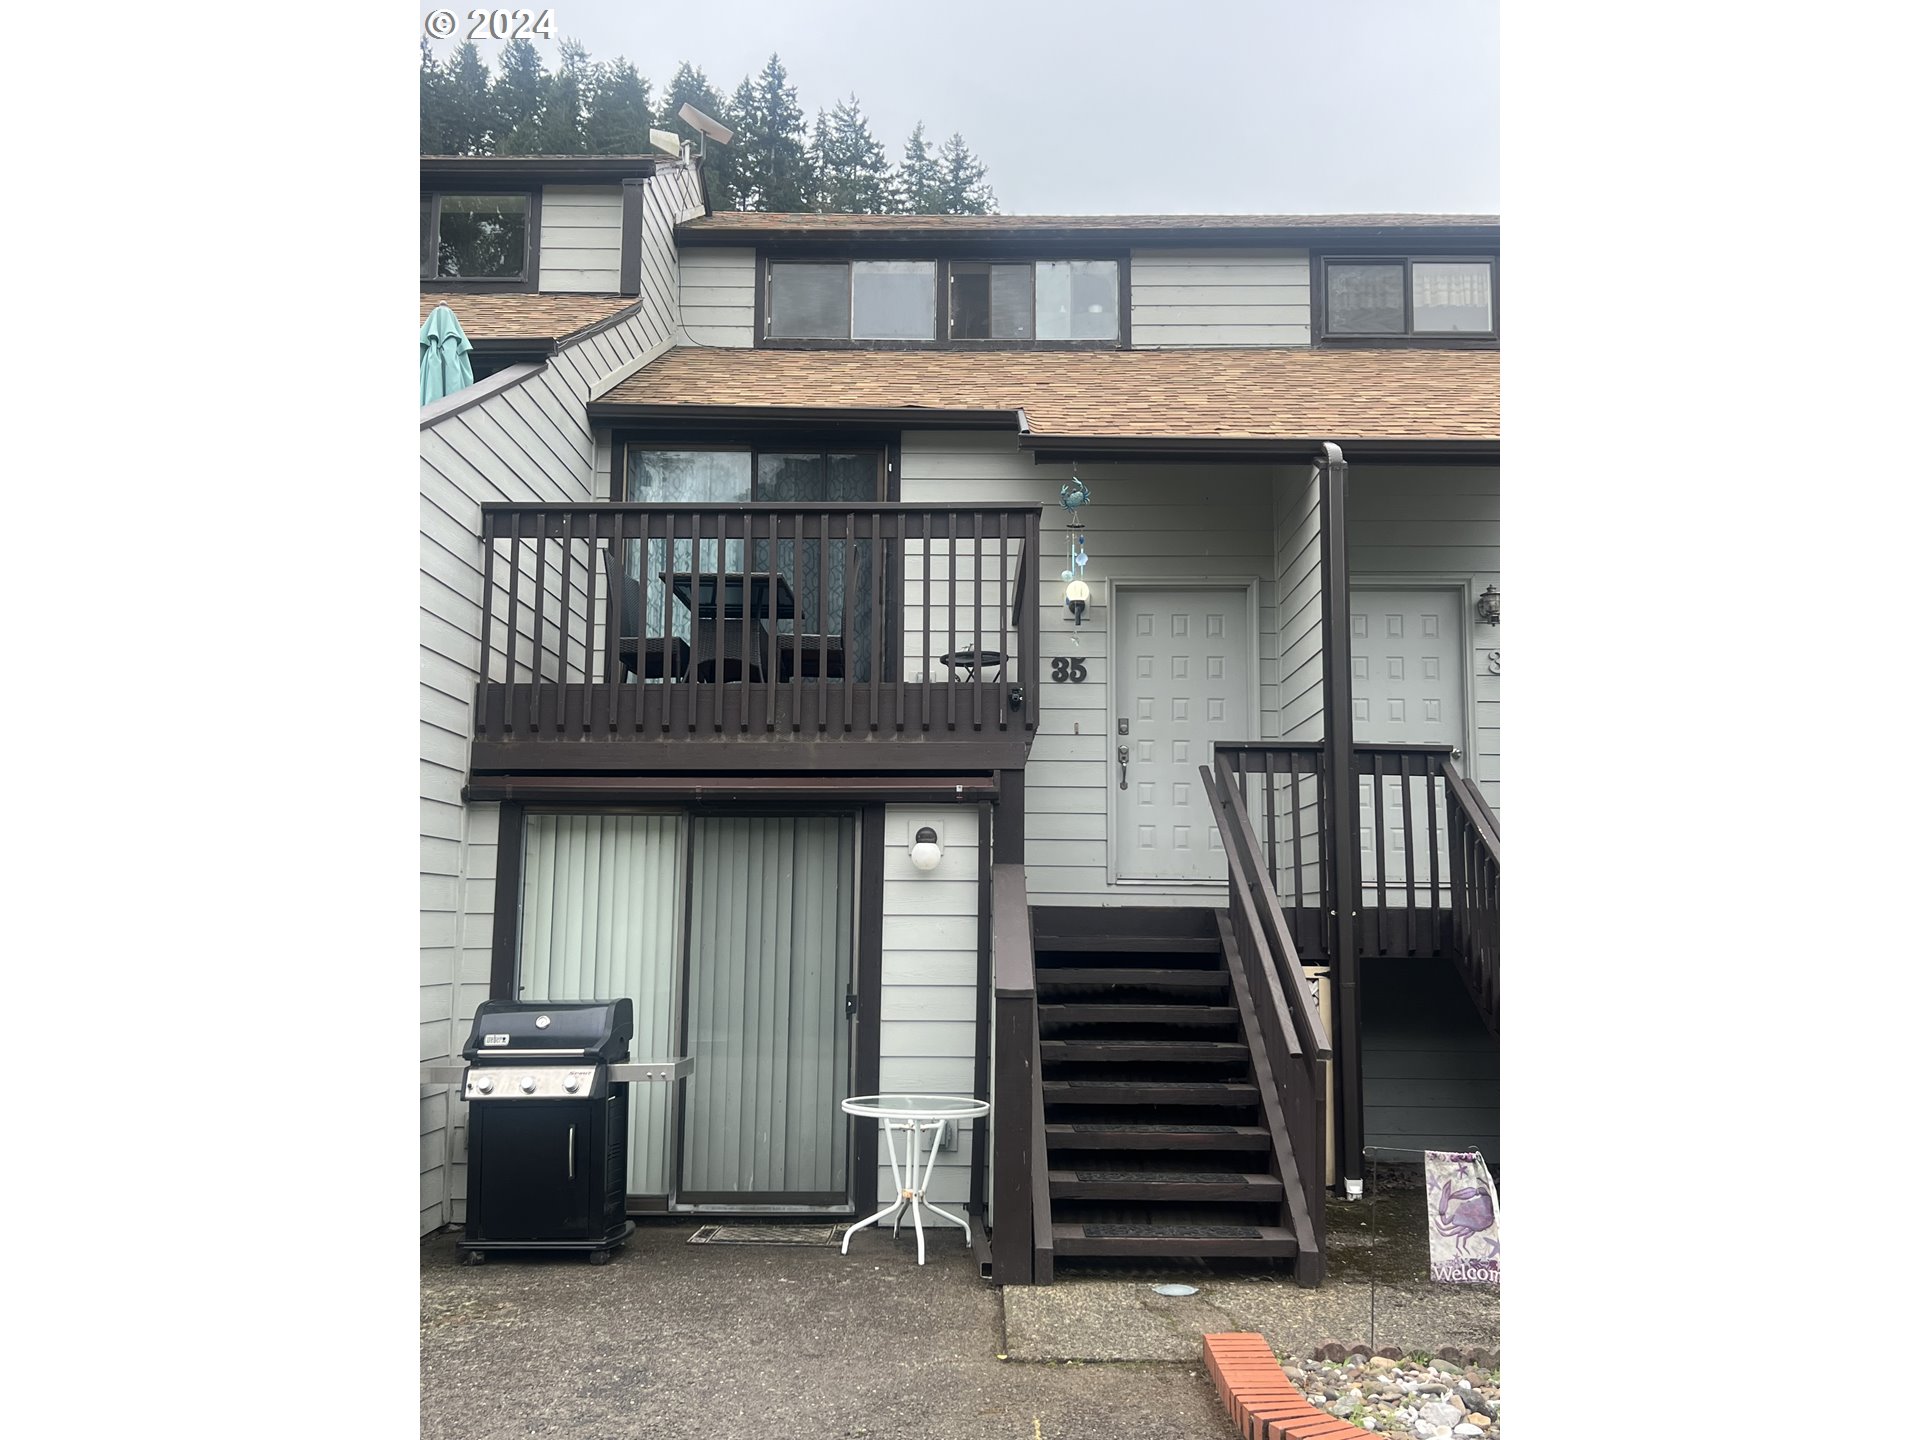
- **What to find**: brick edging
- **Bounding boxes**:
[1203,1333,1371,1440]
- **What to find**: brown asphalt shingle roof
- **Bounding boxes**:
[418,292,639,344]
[594,347,1498,444]
[680,212,1498,237]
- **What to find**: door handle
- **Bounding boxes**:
[568,1125,576,1179]
[1117,744,1130,790]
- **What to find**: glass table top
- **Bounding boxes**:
[841,1093,991,1119]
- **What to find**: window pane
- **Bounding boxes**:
[1037,260,1119,340]
[768,263,850,338]
[1035,262,1069,339]
[990,264,1033,338]
[1326,263,1406,334]
[435,194,529,279]
[851,261,935,339]
[950,262,990,339]
[421,198,433,277]
[1412,261,1493,333]
[628,450,752,503]
[758,453,879,501]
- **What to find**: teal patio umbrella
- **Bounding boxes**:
[420,302,474,405]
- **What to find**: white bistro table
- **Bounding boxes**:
[840,1093,991,1265]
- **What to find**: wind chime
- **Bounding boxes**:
[1060,468,1092,624]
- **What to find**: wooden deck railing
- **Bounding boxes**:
[989,863,1049,1285]
[1201,765,1329,1286]
[1215,741,1481,961]
[1442,758,1500,1036]
[472,502,1042,743]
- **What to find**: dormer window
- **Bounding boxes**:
[421,192,537,289]
[761,257,1125,348]
[1318,256,1497,342]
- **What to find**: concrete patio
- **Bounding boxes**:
[421,1186,1497,1440]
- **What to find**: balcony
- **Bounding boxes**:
[469,502,1043,775]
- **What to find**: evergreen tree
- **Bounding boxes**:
[816,96,895,213]
[491,38,547,153]
[420,41,455,154]
[530,37,592,153]
[936,132,997,214]
[896,122,943,213]
[586,58,651,153]
[737,54,812,211]
[443,41,495,154]
[662,63,740,208]
[806,106,832,210]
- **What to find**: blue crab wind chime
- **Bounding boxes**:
[1060,469,1092,624]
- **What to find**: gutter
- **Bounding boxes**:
[584,400,1027,430]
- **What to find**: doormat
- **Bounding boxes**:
[686,1223,851,1247]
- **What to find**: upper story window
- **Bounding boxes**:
[421,193,535,285]
[762,258,1123,346]
[1319,256,1497,342]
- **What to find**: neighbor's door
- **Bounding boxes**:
[676,814,857,1208]
[1349,588,1467,895]
[1114,587,1250,882]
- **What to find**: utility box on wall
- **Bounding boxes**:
[1302,965,1335,1182]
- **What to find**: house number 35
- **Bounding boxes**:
[1050,657,1088,683]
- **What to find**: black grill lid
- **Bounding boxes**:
[462,999,634,1063]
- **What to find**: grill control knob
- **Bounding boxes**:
[519,1075,538,1094]
[475,1075,494,1094]
[563,1073,581,1093]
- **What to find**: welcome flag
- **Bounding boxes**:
[1426,1149,1499,1286]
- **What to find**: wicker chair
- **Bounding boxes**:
[602,549,690,680]
[775,632,847,681]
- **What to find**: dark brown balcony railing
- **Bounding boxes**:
[472,503,1041,745]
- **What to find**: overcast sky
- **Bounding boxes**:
[420,0,1497,213]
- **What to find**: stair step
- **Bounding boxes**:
[1034,937,1223,955]
[1042,1040,1250,1063]
[1045,1123,1272,1151]
[1052,1221,1298,1258]
[1038,1004,1238,1027]
[1044,1080,1257,1106]
[1047,1169,1282,1200]
[1036,969,1229,992]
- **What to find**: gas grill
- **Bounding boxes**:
[429,999,689,1265]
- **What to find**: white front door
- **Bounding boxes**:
[1114,586,1250,882]
[1350,587,1467,893]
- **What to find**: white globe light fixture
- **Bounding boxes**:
[1064,577,1092,626]
[909,827,943,872]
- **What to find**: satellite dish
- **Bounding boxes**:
[677,102,734,147]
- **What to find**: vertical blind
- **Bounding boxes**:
[518,813,686,1196]
[680,815,856,1200]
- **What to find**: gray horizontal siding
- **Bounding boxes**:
[1129,248,1311,347]
[539,185,623,292]
[1361,957,1498,1165]
[678,247,756,346]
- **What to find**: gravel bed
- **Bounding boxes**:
[1279,1351,1500,1438]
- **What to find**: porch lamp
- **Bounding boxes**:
[1064,577,1092,625]
[909,827,943,872]
[1476,584,1500,626]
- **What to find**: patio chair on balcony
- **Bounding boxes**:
[775,632,846,681]
[601,550,690,681]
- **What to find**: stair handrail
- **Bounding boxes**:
[1210,767,1332,1062]
[1439,758,1499,1036]
[989,863,1050,1284]
[1202,765,1329,1285]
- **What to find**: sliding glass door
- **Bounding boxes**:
[513,810,859,1212]
[677,814,857,1207]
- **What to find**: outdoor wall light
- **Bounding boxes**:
[909,827,943,872]
[1475,584,1500,627]
[1064,578,1092,625]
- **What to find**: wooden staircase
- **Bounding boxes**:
[1030,909,1306,1267]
